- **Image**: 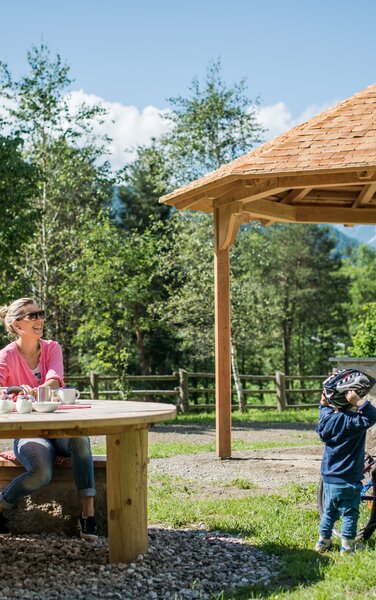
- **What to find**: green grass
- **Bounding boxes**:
[91,438,319,458]
[148,474,376,598]
[163,408,318,426]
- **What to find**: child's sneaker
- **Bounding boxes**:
[340,538,355,556]
[315,537,332,552]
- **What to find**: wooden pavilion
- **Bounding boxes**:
[160,83,376,458]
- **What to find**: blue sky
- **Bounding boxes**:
[2,0,375,114]
[1,0,376,245]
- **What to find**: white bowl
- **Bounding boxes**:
[33,402,61,413]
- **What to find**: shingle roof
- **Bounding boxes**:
[161,83,376,208]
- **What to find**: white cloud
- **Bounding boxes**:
[1,88,340,172]
[256,100,337,141]
[67,90,171,170]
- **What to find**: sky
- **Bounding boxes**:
[1,0,376,243]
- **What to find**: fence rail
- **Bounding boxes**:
[64,369,327,412]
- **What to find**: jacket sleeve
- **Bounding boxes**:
[317,400,376,443]
[44,343,64,387]
[316,404,335,440]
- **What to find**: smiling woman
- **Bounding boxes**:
[0,297,97,540]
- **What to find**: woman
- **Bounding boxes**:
[0,298,97,540]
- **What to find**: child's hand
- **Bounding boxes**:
[320,393,329,406]
[345,390,363,407]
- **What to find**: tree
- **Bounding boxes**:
[249,224,350,377]
[72,215,174,377]
[341,243,376,335]
[157,59,266,389]
[157,212,215,369]
[0,134,36,346]
[0,44,113,368]
[117,140,172,232]
[162,58,264,185]
[351,303,376,356]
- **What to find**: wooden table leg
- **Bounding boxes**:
[106,427,148,563]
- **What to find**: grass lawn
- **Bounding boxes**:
[96,410,376,597]
[163,408,319,426]
[148,474,376,599]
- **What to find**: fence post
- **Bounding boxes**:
[275,371,286,411]
[90,371,99,400]
[178,369,189,413]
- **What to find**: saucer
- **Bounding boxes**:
[33,402,61,413]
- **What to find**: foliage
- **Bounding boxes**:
[0,134,36,293]
[242,224,350,375]
[0,44,113,368]
[71,215,174,376]
[161,58,264,185]
[157,212,215,366]
[117,140,172,232]
[341,243,376,339]
[351,302,376,356]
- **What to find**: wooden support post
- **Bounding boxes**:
[106,428,148,563]
[214,208,232,458]
[90,371,99,400]
[178,369,189,413]
[276,371,287,411]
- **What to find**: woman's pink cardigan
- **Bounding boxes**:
[0,339,64,388]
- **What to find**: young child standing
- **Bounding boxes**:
[316,369,376,555]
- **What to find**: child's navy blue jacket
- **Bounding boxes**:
[316,400,376,484]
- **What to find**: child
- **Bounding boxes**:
[316,369,376,555]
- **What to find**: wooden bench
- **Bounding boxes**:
[0,454,107,536]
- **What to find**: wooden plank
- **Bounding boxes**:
[295,205,376,224]
[352,183,376,208]
[242,199,296,222]
[0,400,176,438]
[214,208,232,458]
[106,428,148,563]
[279,188,312,204]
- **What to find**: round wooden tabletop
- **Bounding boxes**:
[0,400,177,438]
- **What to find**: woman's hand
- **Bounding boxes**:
[20,384,35,396]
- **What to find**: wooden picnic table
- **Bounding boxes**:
[0,399,176,563]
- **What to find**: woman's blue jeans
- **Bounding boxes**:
[320,481,362,540]
[0,437,96,510]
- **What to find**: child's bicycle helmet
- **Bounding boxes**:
[322,369,376,409]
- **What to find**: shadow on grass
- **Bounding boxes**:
[221,543,330,599]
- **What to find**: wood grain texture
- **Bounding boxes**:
[107,429,148,563]
[214,208,232,458]
[0,400,175,563]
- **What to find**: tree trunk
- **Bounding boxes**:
[231,339,245,413]
[135,327,148,375]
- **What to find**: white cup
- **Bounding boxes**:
[16,396,33,414]
[58,388,80,405]
[0,399,13,414]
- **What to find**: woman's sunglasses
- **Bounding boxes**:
[16,310,46,321]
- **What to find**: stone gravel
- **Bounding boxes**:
[0,528,280,599]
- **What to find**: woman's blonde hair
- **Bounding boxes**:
[0,298,36,338]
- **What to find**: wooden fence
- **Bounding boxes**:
[65,370,325,412]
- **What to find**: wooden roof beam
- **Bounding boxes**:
[295,206,376,225]
[216,202,251,250]
[352,183,376,208]
[242,199,296,222]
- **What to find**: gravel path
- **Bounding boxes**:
[0,529,280,599]
[0,422,321,599]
